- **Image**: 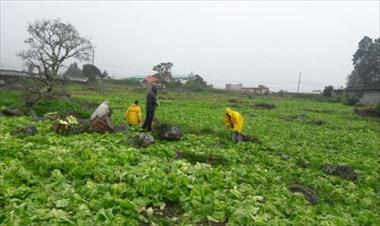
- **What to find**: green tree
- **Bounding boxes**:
[183,73,211,91]
[82,64,101,82]
[187,73,207,86]
[167,80,183,89]
[153,62,174,86]
[347,36,380,88]
[100,70,108,79]
[64,63,83,79]
[322,85,334,97]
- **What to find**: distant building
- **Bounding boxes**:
[0,69,30,77]
[240,87,252,92]
[257,85,270,94]
[226,83,270,95]
[225,83,243,91]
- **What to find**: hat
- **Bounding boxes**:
[225,107,233,115]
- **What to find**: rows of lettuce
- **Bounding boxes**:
[1,92,379,225]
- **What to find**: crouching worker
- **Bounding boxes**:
[224,107,244,143]
[90,101,114,133]
[125,101,142,127]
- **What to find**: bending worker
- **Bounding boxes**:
[90,101,114,133]
[125,100,142,126]
[224,107,244,143]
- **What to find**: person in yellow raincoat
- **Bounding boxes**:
[125,101,142,126]
[224,107,244,142]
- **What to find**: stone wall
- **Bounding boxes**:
[360,90,380,105]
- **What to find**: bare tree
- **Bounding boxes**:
[17,18,93,108]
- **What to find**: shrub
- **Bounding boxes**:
[353,106,380,118]
[376,103,380,112]
[354,103,366,108]
[344,97,359,106]
[106,78,141,86]
[182,81,211,92]
[32,99,91,118]
[0,90,23,108]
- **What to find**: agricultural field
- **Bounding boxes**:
[0,84,379,225]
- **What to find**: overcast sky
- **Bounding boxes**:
[1,1,379,91]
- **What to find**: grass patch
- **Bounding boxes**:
[32,99,91,118]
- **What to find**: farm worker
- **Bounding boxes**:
[142,86,158,131]
[224,107,244,142]
[125,100,142,126]
[90,101,114,133]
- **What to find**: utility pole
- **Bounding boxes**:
[297,72,301,93]
[92,49,95,65]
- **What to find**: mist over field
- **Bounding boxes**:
[1,1,379,91]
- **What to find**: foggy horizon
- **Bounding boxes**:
[1,1,379,92]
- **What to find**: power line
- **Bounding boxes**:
[0,59,342,89]
[70,61,341,88]
[301,82,325,87]
[206,78,296,85]
[95,61,152,75]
